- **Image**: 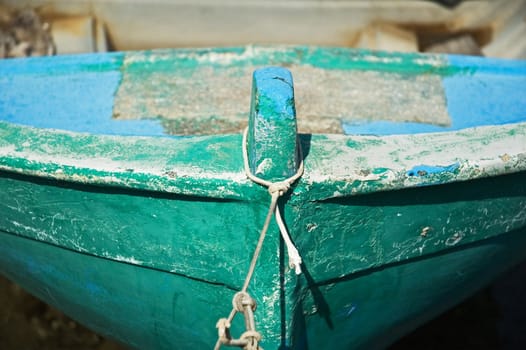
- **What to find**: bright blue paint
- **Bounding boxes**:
[253,67,295,119]
[442,55,526,130]
[343,55,526,136]
[406,163,460,177]
[249,66,298,180]
[0,54,165,136]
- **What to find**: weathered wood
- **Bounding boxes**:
[247,67,299,181]
[0,46,525,349]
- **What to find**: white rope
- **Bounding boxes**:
[275,206,302,275]
[214,128,304,350]
[242,127,304,275]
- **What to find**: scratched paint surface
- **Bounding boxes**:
[0,233,247,349]
[248,67,299,181]
[1,120,525,200]
[290,171,526,282]
[0,173,284,347]
[293,226,526,349]
[1,47,526,349]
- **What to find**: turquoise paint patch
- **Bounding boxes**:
[406,163,460,177]
[124,47,451,75]
[300,47,451,74]
[0,53,165,136]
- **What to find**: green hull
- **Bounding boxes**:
[1,171,525,349]
[1,46,525,349]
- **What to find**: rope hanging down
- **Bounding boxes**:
[214,128,304,350]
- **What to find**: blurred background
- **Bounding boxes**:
[1,0,526,348]
[1,0,525,59]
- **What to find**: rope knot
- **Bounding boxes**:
[232,292,257,312]
[240,331,262,350]
[267,181,291,196]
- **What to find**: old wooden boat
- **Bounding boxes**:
[0,45,525,349]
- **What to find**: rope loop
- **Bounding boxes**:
[240,127,304,276]
[241,331,262,350]
[240,331,261,342]
[216,318,231,342]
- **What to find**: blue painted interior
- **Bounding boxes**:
[0,53,165,137]
[0,72,165,136]
[0,52,524,137]
[343,54,526,135]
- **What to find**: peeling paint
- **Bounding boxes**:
[406,163,460,177]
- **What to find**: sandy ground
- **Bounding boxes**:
[0,275,124,350]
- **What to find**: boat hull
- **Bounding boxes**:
[1,170,525,349]
[1,45,525,348]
